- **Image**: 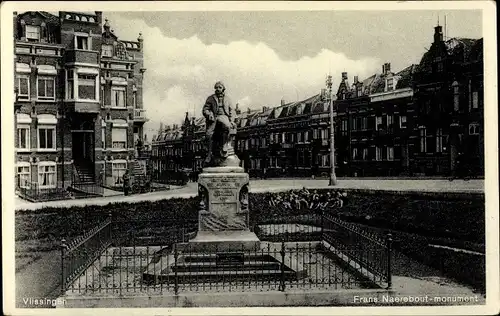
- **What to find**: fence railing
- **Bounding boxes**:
[64,240,378,295]
[17,180,71,202]
[60,211,392,295]
[322,212,392,289]
[61,214,113,295]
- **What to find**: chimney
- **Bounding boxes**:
[235,103,241,115]
[341,72,348,81]
[281,99,285,106]
[354,76,359,84]
[382,63,391,75]
[95,11,102,25]
[434,25,443,43]
[247,108,251,114]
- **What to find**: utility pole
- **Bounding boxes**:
[326,74,337,186]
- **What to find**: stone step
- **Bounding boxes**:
[143,269,297,284]
[171,261,282,273]
[181,254,274,263]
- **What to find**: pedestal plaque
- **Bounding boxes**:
[187,166,260,252]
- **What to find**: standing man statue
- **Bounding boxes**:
[202,81,239,167]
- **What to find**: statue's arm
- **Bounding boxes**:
[202,97,214,120]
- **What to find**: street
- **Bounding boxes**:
[14,178,483,211]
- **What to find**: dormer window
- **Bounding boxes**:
[386,78,394,91]
[26,25,40,41]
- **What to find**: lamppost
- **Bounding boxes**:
[326,75,337,186]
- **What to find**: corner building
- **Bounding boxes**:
[14,11,147,194]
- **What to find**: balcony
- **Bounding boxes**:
[64,50,99,65]
[133,108,148,123]
[66,100,101,114]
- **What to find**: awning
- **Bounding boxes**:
[17,113,32,124]
[37,114,57,125]
[16,62,31,74]
[37,65,57,75]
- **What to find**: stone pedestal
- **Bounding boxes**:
[188,166,260,252]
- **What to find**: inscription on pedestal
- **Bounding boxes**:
[198,172,250,232]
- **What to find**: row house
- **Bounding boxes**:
[14,11,148,195]
[335,63,417,177]
[412,25,484,175]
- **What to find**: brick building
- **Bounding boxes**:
[412,25,484,176]
[14,11,147,198]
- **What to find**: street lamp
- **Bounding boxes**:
[326,75,337,186]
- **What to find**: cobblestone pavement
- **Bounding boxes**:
[14,179,483,210]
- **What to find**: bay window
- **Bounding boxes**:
[78,74,97,100]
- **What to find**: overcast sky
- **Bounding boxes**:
[101,10,482,137]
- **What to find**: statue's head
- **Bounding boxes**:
[214,81,225,96]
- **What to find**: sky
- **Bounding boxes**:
[102,10,482,138]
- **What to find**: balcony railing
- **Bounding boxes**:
[64,50,99,65]
[133,108,148,122]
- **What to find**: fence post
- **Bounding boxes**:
[108,211,113,245]
[386,233,392,290]
[60,238,67,296]
[174,243,179,295]
[279,240,286,292]
[320,209,325,239]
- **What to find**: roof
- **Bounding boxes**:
[395,64,416,89]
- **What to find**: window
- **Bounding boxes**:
[436,128,443,152]
[297,132,302,143]
[420,128,427,152]
[26,25,40,41]
[437,62,444,72]
[386,78,394,91]
[376,116,383,130]
[387,147,394,161]
[111,87,126,107]
[376,147,382,161]
[469,123,480,135]
[101,126,106,149]
[16,75,30,100]
[112,127,127,149]
[76,35,89,50]
[66,70,74,99]
[452,81,460,111]
[387,115,394,126]
[341,119,348,134]
[78,74,97,100]
[38,163,56,188]
[17,125,30,150]
[38,127,55,150]
[361,117,367,130]
[472,91,479,109]
[133,91,137,108]
[112,161,127,185]
[37,76,55,100]
[400,115,407,129]
[362,148,368,160]
[17,164,31,188]
[101,44,113,57]
[352,148,358,160]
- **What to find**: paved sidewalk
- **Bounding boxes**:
[14,179,484,211]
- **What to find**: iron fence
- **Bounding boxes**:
[61,214,113,295]
[322,212,392,289]
[17,180,71,202]
[64,240,379,295]
[60,211,392,295]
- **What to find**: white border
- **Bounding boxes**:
[2,2,498,316]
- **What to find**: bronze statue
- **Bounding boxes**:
[202,81,239,167]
